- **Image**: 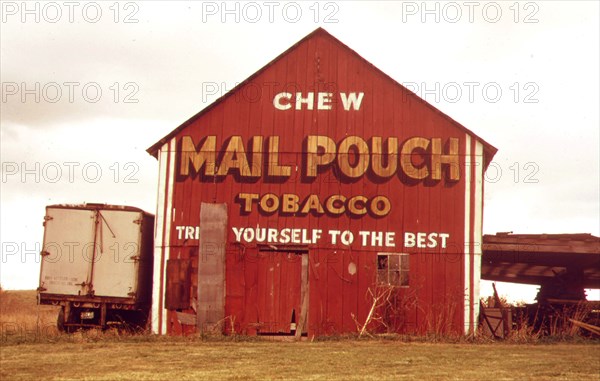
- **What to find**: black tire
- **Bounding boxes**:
[57,307,66,332]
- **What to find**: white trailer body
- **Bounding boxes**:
[38,204,154,331]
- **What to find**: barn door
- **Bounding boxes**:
[256,250,305,335]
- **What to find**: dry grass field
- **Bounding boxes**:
[0,289,60,335]
[3,340,599,381]
[1,290,599,381]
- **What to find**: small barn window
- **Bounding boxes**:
[377,253,409,287]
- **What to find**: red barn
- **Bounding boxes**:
[147,28,497,337]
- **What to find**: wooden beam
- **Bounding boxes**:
[295,253,309,340]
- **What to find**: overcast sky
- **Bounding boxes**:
[1,1,598,302]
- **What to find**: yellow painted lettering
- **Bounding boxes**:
[237,193,259,213]
[325,194,346,215]
[400,137,430,180]
[431,138,460,181]
[338,136,369,178]
[347,195,368,216]
[267,136,291,177]
[371,137,398,178]
[300,194,325,215]
[281,193,300,213]
[217,136,252,177]
[259,193,279,213]
[179,135,216,176]
[305,135,336,178]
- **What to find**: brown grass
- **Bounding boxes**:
[2,340,599,381]
[0,289,61,338]
[1,290,599,381]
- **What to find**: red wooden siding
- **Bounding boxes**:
[149,28,495,336]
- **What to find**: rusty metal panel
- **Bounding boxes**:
[197,203,227,333]
[165,259,191,310]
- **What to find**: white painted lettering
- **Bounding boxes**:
[232,227,244,242]
[273,92,292,110]
[385,232,396,247]
[404,231,450,249]
[295,92,314,110]
[439,233,449,248]
[280,228,291,244]
[340,92,364,110]
[317,92,333,110]
[329,230,341,244]
[404,232,416,248]
[176,226,185,240]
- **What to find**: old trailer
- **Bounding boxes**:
[38,204,154,331]
[147,28,497,337]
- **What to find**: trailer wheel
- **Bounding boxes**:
[57,307,66,332]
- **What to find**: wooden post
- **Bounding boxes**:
[492,283,510,338]
[100,303,107,329]
[295,253,309,340]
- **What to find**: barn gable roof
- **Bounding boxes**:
[147,27,497,163]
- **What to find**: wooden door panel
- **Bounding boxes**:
[256,252,301,334]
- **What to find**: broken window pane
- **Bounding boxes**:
[376,253,409,287]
